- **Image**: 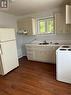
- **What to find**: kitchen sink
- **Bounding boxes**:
[39,43,49,45]
[39,42,59,45]
[54,43,59,45]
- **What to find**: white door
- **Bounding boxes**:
[0,40,19,75]
[0,28,16,42]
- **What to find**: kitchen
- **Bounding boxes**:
[0,0,71,95]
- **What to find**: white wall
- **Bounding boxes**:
[17,7,71,58]
[36,34,71,44]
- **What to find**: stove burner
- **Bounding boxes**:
[60,49,66,50]
[62,46,70,48]
[68,49,71,51]
[54,43,59,45]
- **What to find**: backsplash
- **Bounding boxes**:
[35,34,71,44]
[16,33,71,58]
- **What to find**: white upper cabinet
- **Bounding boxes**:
[55,13,67,33]
[66,5,71,24]
[55,12,71,34]
[17,17,36,35]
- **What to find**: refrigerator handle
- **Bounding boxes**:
[1,47,3,54]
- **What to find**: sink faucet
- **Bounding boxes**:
[43,40,47,43]
[50,42,52,44]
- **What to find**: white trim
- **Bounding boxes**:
[37,16,54,20]
[37,16,55,35]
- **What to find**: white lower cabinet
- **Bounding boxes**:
[34,46,52,62]
[25,44,59,63]
[51,46,59,63]
[25,45,34,60]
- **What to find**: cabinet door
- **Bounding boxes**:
[55,13,71,34]
[1,41,19,75]
[23,18,32,35]
[33,46,52,63]
[26,45,33,60]
[66,5,71,24]
[33,46,48,62]
[17,18,36,35]
[55,13,65,33]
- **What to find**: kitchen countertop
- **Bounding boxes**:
[25,43,61,47]
[25,40,71,47]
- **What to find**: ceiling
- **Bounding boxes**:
[0,0,66,16]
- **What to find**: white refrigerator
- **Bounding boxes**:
[0,28,19,75]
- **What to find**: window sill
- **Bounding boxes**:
[36,32,55,35]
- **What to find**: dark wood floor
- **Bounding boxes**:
[0,57,71,95]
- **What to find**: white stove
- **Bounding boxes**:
[56,45,71,84]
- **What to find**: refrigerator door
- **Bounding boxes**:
[0,28,16,42]
[0,40,19,75]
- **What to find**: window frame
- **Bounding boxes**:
[37,16,55,35]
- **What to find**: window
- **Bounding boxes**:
[39,20,45,33]
[37,17,55,34]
